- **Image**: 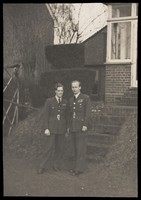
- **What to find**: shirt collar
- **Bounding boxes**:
[55,96,62,101]
[74,92,80,99]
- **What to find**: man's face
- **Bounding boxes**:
[55,86,64,98]
[71,81,81,95]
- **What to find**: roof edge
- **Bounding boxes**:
[82,25,107,44]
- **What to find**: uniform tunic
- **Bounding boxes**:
[68,93,91,172]
[42,97,67,133]
[40,97,68,170]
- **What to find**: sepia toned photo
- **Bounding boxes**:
[3,3,138,197]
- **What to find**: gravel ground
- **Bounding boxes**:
[3,144,137,197]
[3,110,138,197]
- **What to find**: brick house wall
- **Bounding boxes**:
[83,26,134,104]
[3,4,54,82]
[105,64,131,104]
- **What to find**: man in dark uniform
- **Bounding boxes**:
[67,80,91,176]
[38,83,68,174]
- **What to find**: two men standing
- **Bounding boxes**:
[38,80,91,176]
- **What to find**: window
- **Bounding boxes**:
[111,22,131,60]
[107,3,138,63]
[106,3,138,87]
[112,4,132,18]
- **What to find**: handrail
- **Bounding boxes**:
[4,98,40,111]
[3,65,20,136]
[3,107,12,125]
[3,75,14,93]
[3,89,18,125]
[8,106,18,135]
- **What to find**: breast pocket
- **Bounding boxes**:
[79,103,83,109]
[62,104,67,110]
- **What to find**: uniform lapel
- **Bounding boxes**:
[61,98,64,104]
[54,97,58,105]
[77,93,82,101]
[70,96,74,104]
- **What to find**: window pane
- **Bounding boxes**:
[112,4,132,18]
[111,22,131,59]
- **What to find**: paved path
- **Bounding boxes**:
[3,147,137,197]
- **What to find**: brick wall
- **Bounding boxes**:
[105,64,131,104]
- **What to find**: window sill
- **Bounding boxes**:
[104,61,132,65]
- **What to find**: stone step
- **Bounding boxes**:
[117,102,137,107]
[116,96,138,101]
[87,141,110,148]
[88,132,117,144]
[91,115,125,124]
[86,140,113,162]
[103,105,137,116]
[86,154,105,162]
[123,92,138,98]
[93,124,121,135]
[125,88,138,93]
[87,144,110,157]
[98,115,125,125]
[116,97,137,106]
[86,140,114,162]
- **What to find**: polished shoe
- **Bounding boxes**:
[70,169,75,175]
[72,171,83,176]
[37,168,44,174]
[70,169,75,173]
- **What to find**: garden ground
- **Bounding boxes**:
[3,141,137,197]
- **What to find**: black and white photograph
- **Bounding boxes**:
[3,2,138,197]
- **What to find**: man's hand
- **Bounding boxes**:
[44,129,50,136]
[82,126,87,132]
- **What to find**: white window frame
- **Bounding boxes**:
[106,3,138,64]
[106,3,138,87]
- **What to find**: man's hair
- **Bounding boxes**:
[54,83,64,90]
[71,80,81,87]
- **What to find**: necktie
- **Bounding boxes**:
[74,96,76,102]
[58,98,61,104]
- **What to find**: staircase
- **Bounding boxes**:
[87,88,137,162]
[116,87,138,106]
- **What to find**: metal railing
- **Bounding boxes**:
[3,64,20,135]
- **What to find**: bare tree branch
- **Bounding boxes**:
[47,3,107,44]
[79,9,107,36]
[70,29,76,43]
[47,4,62,38]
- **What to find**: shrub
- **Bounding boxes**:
[39,68,96,99]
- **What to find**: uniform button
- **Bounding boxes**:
[73,102,76,104]
[58,110,60,112]
[73,107,75,109]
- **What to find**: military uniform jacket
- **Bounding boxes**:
[68,93,91,132]
[43,97,68,134]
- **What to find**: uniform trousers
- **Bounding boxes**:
[71,131,88,172]
[39,134,65,170]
